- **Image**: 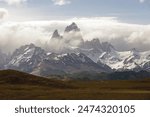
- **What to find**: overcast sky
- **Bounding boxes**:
[0,0,150,53]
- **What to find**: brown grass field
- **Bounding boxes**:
[0,70,150,100]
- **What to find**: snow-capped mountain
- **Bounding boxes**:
[6,44,47,72]
[98,48,150,71]
[53,22,150,72]
[49,23,116,62]
[79,39,115,62]
[1,22,150,75]
[64,38,115,63]
[34,52,111,76]
[4,44,111,75]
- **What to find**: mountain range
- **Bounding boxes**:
[0,22,150,76]
[5,43,110,76]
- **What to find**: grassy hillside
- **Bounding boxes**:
[0,70,150,100]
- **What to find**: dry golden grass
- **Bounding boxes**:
[0,70,150,100]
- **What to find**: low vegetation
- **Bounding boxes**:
[0,70,150,100]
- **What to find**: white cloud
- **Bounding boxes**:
[0,8,8,19]
[0,17,150,53]
[139,0,150,3]
[0,0,71,6]
[0,0,27,5]
[139,0,145,3]
[52,0,71,6]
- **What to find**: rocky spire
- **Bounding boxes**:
[64,22,80,32]
[51,30,62,39]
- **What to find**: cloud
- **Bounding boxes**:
[0,17,150,53]
[74,17,150,51]
[0,8,8,19]
[0,0,72,6]
[139,0,145,3]
[52,0,71,6]
[139,0,150,3]
[0,0,27,5]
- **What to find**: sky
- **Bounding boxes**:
[0,0,150,53]
[0,0,150,23]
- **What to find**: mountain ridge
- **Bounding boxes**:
[0,22,149,75]
[3,43,111,76]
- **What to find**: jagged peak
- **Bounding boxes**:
[65,22,80,32]
[51,29,62,39]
